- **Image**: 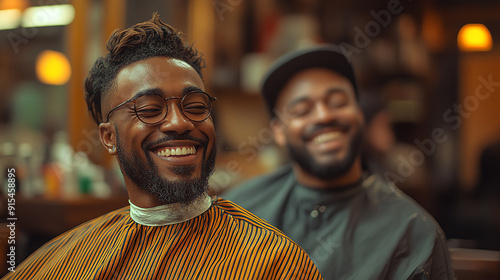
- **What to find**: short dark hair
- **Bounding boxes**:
[84,13,205,124]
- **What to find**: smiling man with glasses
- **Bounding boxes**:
[2,13,322,280]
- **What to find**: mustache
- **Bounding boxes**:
[303,121,350,140]
[144,133,208,150]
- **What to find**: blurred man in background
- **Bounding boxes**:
[224,45,455,280]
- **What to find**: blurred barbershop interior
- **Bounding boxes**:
[0,0,499,277]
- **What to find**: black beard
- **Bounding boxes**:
[287,122,364,180]
[116,132,216,205]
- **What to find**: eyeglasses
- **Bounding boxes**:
[104,91,217,124]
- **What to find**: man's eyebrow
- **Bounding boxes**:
[132,88,164,99]
[183,85,204,94]
[324,87,348,96]
[288,96,311,108]
[288,87,347,107]
[132,86,204,99]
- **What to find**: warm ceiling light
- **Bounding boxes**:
[22,4,75,28]
[36,50,72,85]
[457,24,493,52]
[0,9,20,30]
[0,0,29,11]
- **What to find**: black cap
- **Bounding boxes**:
[261,45,358,117]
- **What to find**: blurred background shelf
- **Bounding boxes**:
[16,194,129,236]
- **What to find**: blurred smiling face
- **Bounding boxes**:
[272,68,364,181]
[102,57,216,205]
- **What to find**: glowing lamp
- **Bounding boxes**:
[0,9,20,30]
[22,4,75,28]
[458,24,493,52]
[0,0,29,11]
[36,50,72,85]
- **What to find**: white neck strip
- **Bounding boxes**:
[129,193,212,226]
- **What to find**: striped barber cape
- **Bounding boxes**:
[2,198,322,280]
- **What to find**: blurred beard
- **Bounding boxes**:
[116,133,216,205]
[287,124,363,180]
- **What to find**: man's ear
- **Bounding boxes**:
[270,118,286,147]
[99,122,117,155]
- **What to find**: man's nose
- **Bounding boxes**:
[159,102,195,134]
[312,102,336,123]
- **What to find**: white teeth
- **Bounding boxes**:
[157,146,196,157]
[313,132,341,144]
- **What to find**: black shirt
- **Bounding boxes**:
[224,165,455,280]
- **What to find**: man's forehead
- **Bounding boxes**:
[115,58,201,95]
[287,68,350,84]
[279,68,355,100]
[115,57,198,85]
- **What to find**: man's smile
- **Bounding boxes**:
[149,139,204,164]
[312,131,341,144]
[155,146,197,157]
[302,125,350,153]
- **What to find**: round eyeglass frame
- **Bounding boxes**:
[104,91,217,124]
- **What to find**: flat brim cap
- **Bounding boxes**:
[261,45,358,117]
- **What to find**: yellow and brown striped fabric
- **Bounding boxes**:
[2,198,322,280]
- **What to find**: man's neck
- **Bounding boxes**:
[129,193,212,226]
[292,158,363,189]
